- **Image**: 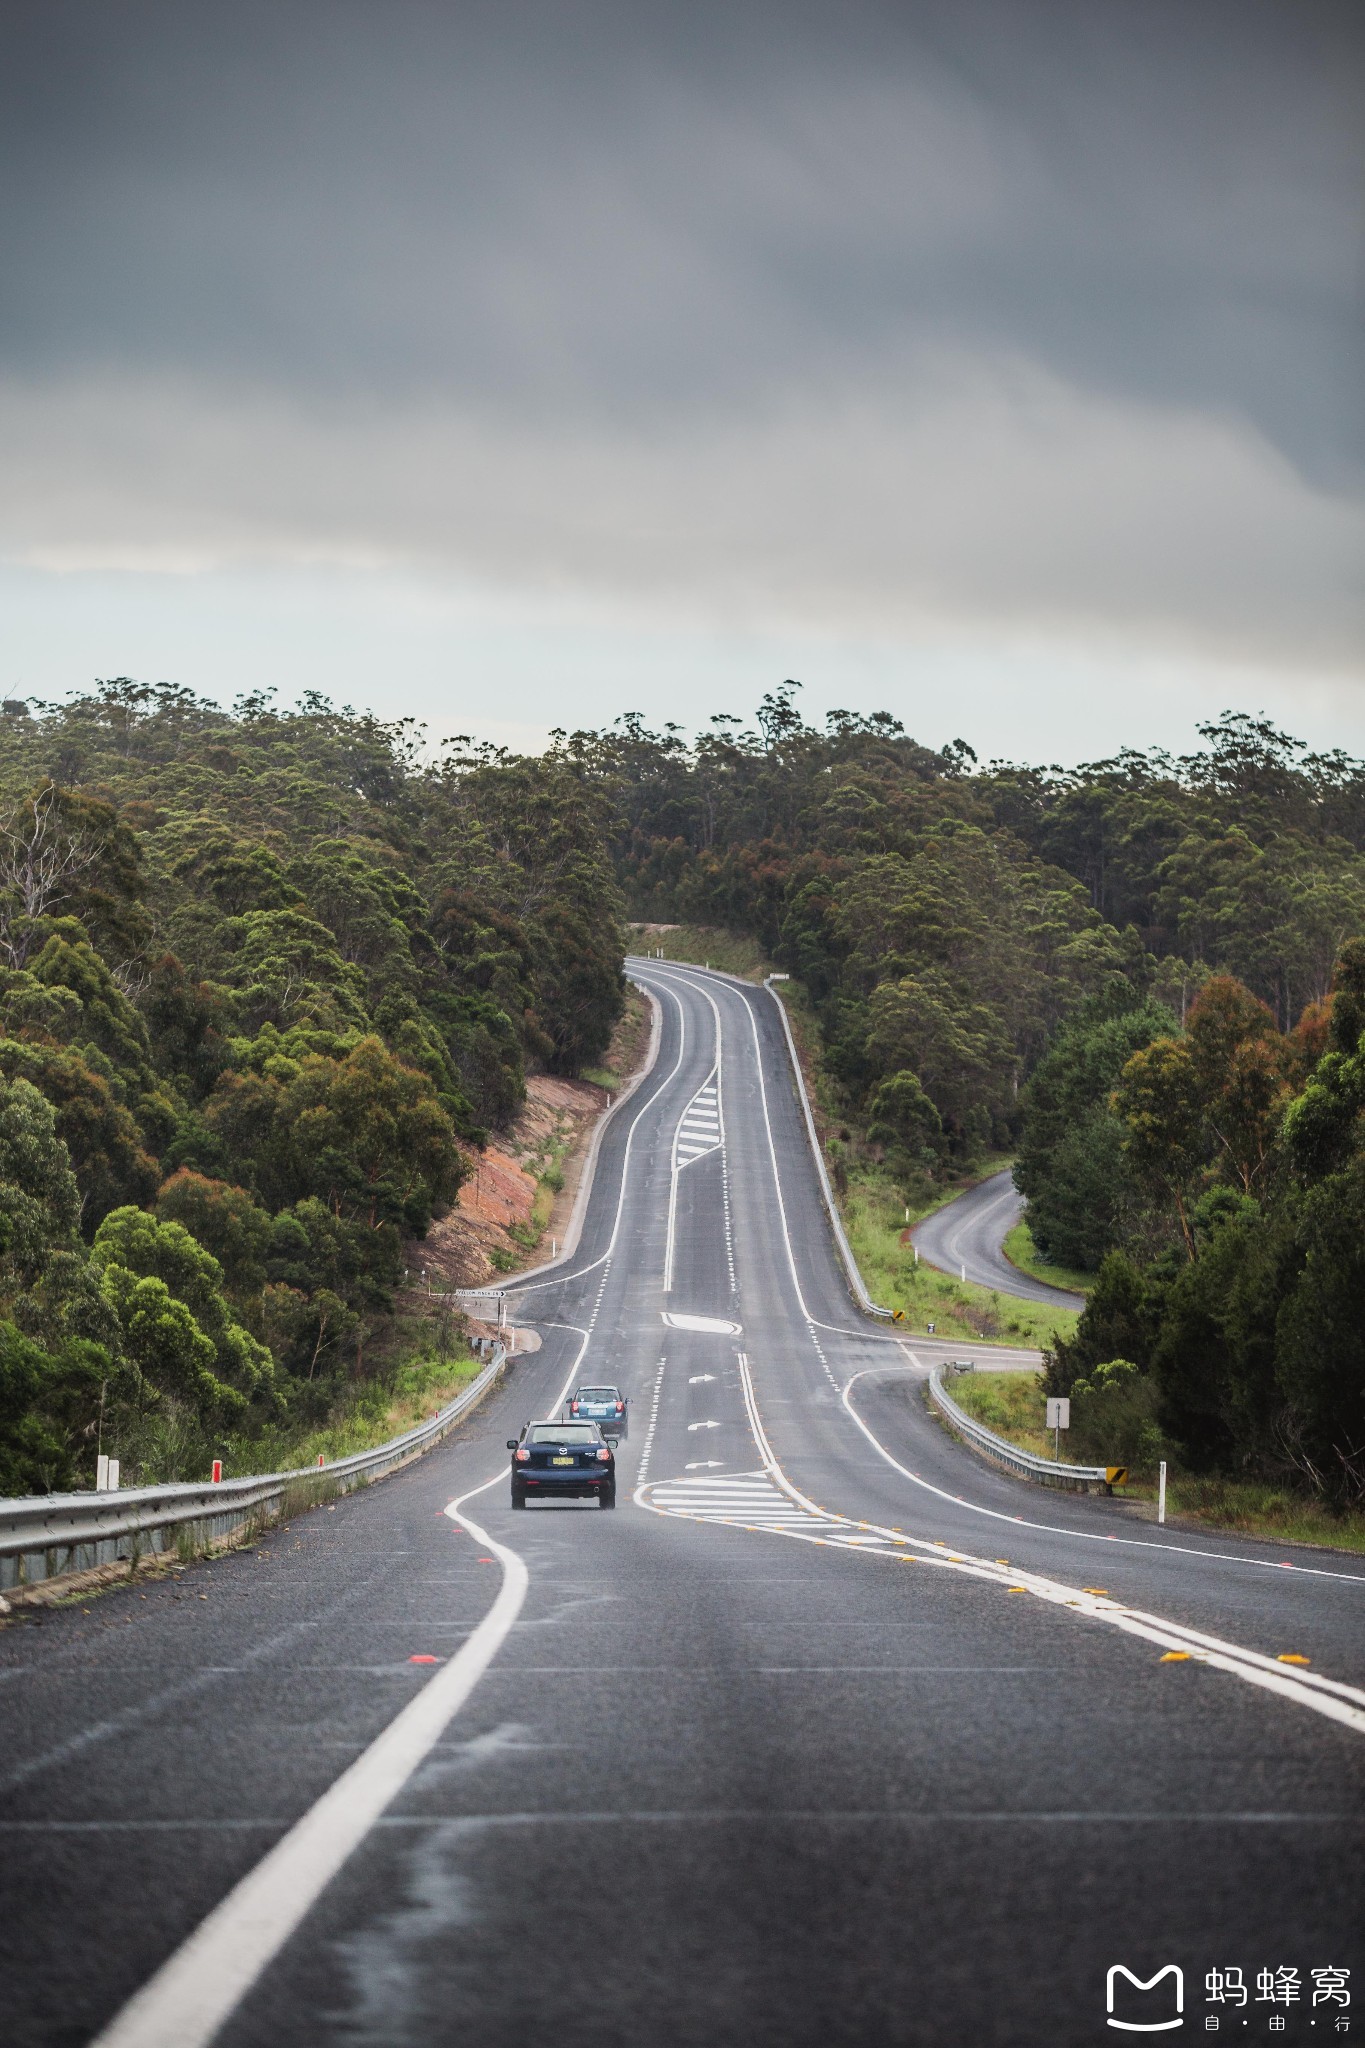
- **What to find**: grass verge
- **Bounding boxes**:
[218,1341,486,1478]
[950,1370,1365,1553]
[845,1168,1079,1349]
[1001,1220,1092,1296]
[629,926,1078,1347]
[581,984,652,1091]
[629,922,772,981]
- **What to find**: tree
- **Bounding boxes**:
[1183,977,1294,1195]
[92,1208,277,1417]
[285,1035,464,1232]
[0,1323,107,1494]
[1113,1038,1206,1257]
[0,1039,158,1227]
[1014,999,1175,1269]
[156,1171,273,1301]
[866,1070,943,1167]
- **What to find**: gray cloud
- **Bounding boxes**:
[0,0,1361,672]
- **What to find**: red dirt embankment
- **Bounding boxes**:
[410,1075,603,1289]
[412,992,652,1290]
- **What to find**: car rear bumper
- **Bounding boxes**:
[514,1473,612,1498]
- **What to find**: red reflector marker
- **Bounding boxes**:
[408,1654,439,1665]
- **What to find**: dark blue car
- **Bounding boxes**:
[509,1420,616,1509]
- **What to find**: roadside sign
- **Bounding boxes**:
[1045,1398,1070,1430]
[891,1309,906,1325]
[1106,1466,1128,1485]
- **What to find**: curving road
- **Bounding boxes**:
[1,961,1361,2048]
[912,1165,1085,1308]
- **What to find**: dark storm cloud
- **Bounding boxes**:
[2,0,1361,480]
[0,0,1361,680]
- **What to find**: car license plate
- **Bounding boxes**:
[551,1456,574,1466]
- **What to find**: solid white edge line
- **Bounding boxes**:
[842,1365,1365,1590]
[631,977,1365,1740]
[648,1357,1365,1738]
[89,1476,527,2048]
[501,974,691,1299]
[91,1257,613,2041]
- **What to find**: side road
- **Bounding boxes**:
[911,1166,1083,1308]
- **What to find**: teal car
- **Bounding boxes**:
[566,1384,628,1440]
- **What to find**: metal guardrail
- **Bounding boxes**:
[928,1365,1108,1492]
[0,1346,508,1597]
[764,974,894,1322]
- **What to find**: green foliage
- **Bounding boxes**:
[1046,1252,1153,1398]
[1067,1359,1166,1471]
[866,1068,944,1172]
[1013,999,1174,1270]
[92,1207,278,1422]
[0,1323,107,1495]
[156,1171,273,1299]
[0,682,625,1485]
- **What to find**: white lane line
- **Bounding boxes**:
[496,974,690,1298]
[653,962,1361,1594]
[635,1358,667,1483]
[90,1477,526,2048]
[842,1366,1365,1589]
[638,1208,1365,1737]
[665,1035,726,1291]
[648,968,1365,1729]
[94,1311,612,2045]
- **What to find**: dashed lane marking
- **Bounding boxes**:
[637,1344,1365,1740]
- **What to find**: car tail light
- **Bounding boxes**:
[614,1401,624,1412]
[515,1447,530,1462]
[595,1447,611,1462]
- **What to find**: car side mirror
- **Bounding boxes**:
[506,1440,518,1451]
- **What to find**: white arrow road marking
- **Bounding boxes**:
[685,1460,725,1470]
[688,1373,716,1383]
[687,1419,721,1431]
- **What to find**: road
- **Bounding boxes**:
[912,1165,1084,1308]
[2,960,1362,2047]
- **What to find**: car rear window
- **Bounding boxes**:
[576,1388,618,1401]
[527,1423,600,1443]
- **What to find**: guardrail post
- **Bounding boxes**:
[1158,1460,1167,1526]
[96,1453,109,1492]
[108,1458,120,1490]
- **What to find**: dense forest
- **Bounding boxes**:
[573,686,1365,1506]
[4,675,1364,1509]
[0,681,623,1492]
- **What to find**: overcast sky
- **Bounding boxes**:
[1,0,1362,761]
